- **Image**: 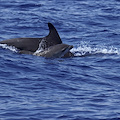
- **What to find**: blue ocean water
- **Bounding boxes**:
[0,0,120,120]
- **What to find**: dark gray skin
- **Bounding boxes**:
[0,23,73,58]
[34,44,73,58]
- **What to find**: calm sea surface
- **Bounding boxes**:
[0,0,120,120]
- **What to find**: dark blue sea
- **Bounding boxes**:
[0,0,120,120]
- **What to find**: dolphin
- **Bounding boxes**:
[0,23,73,58]
[34,44,73,58]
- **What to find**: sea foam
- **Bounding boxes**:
[0,44,18,52]
[71,42,120,57]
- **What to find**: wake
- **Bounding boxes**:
[71,42,120,57]
[0,43,120,57]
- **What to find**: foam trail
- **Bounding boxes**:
[0,44,18,52]
[71,43,120,57]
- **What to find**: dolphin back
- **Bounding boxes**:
[0,23,62,52]
[0,38,40,52]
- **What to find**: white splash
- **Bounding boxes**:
[0,44,18,52]
[34,38,47,54]
[71,42,120,57]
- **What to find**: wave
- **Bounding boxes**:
[71,42,120,57]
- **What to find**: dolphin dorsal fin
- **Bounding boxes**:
[47,23,62,45]
[35,23,63,52]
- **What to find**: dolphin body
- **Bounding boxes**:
[0,23,73,58]
[34,44,73,58]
